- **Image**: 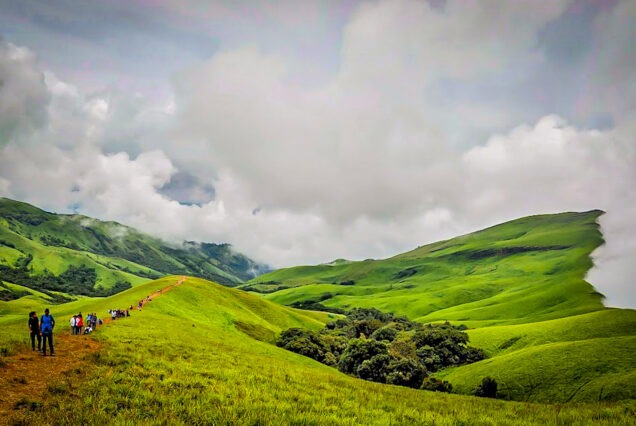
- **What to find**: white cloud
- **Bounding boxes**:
[0,1,634,308]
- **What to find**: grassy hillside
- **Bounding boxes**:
[248,211,605,325]
[1,277,634,425]
[0,198,269,297]
[436,309,636,402]
[243,211,636,403]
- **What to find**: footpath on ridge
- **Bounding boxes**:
[0,276,186,417]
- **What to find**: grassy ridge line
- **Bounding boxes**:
[0,198,269,292]
[3,276,634,425]
[253,211,605,325]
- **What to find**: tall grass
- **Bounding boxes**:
[3,277,635,425]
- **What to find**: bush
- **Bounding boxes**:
[370,326,398,342]
[421,377,453,393]
[338,338,388,375]
[385,358,426,388]
[475,377,498,398]
[277,308,487,392]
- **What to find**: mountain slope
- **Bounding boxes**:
[1,277,633,425]
[0,198,268,297]
[248,211,605,326]
[243,210,636,403]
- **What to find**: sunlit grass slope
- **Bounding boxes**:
[243,211,636,403]
[3,277,634,425]
[436,309,636,402]
[249,211,605,326]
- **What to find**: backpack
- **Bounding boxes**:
[41,314,54,333]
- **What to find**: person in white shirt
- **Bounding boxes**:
[70,315,77,335]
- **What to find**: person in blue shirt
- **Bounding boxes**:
[40,308,55,356]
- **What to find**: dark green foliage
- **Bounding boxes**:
[357,353,392,383]
[421,377,453,393]
[475,377,498,398]
[393,267,418,280]
[370,326,399,342]
[276,328,331,364]
[0,263,130,298]
[289,301,346,314]
[278,308,485,391]
[0,198,269,288]
[339,338,389,375]
[0,281,30,301]
[385,358,426,388]
[411,322,484,372]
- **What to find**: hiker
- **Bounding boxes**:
[28,311,41,352]
[40,308,55,356]
[91,313,97,329]
[70,315,77,335]
[76,313,84,335]
[112,309,117,320]
[83,326,92,334]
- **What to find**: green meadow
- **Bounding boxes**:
[1,277,634,425]
[246,211,636,403]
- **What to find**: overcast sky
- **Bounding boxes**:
[0,0,634,307]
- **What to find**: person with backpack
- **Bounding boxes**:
[70,315,77,335]
[28,311,41,352]
[40,308,55,356]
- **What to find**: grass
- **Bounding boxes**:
[253,211,605,326]
[243,211,636,403]
[2,277,635,425]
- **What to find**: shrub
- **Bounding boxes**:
[370,326,398,342]
[338,338,388,375]
[385,358,426,388]
[421,377,453,393]
[475,377,498,398]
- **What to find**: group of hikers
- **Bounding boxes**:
[70,312,101,335]
[27,309,55,356]
[110,308,130,319]
[25,279,179,359]
[27,305,132,357]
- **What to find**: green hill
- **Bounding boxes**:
[243,211,636,403]
[248,211,606,325]
[0,198,269,298]
[1,277,633,425]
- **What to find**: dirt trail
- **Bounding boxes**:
[0,276,186,417]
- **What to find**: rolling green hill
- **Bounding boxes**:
[0,198,269,298]
[243,211,636,403]
[247,211,606,326]
[1,277,634,425]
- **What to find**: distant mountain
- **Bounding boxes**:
[0,197,269,299]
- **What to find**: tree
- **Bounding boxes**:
[475,377,498,398]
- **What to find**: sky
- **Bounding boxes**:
[0,0,634,307]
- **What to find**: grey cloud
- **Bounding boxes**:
[0,40,50,143]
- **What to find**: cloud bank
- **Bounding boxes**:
[0,0,634,306]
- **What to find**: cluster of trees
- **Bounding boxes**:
[0,256,131,298]
[277,307,485,392]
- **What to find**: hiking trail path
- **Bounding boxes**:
[0,276,186,417]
